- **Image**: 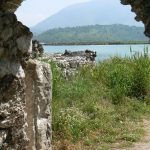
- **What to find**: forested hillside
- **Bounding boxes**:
[35,24,149,44]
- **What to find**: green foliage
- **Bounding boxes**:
[35,24,149,44]
[94,49,150,103]
[103,57,133,104]
[130,48,150,99]
[50,61,64,97]
[51,50,150,149]
[54,107,88,141]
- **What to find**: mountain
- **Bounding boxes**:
[31,0,143,34]
[35,24,148,44]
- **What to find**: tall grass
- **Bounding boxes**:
[50,49,150,150]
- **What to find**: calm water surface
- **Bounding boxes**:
[43,44,150,61]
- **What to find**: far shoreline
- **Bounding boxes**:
[42,41,150,46]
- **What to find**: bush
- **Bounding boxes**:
[130,49,150,100]
[96,50,150,103]
[103,57,133,104]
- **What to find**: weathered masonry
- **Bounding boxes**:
[0,0,52,150]
[121,0,150,38]
[0,0,150,150]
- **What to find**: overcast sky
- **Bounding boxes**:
[15,0,91,27]
[15,0,141,28]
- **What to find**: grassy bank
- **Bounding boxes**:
[50,49,150,150]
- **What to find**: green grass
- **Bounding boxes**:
[50,49,150,150]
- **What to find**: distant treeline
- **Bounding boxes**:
[43,41,150,46]
[35,24,149,45]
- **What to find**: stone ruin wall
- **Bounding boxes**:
[121,0,150,38]
[42,50,96,78]
[0,2,52,150]
[0,0,150,150]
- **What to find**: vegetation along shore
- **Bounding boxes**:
[44,48,150,150]
[43,41,150,46]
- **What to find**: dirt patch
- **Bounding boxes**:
[113,119,150,150]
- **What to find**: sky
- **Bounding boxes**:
[15,0,142,28]
[15,0,91,27]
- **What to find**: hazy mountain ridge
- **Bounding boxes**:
[31,0,143,33]
[35,24,148,44]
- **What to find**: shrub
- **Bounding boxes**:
[104,57,133,104]
[130,49,150,100]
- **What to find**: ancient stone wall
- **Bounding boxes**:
[121,0,150,37]
[0,11,31,149]
[32,40,44,59]
[43,50,96,78]
[25,60,52,150]
[0,8,52,150]
[0,0,23,12]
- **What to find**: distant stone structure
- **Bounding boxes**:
[63,50,96,61]
[43,50,96,78]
